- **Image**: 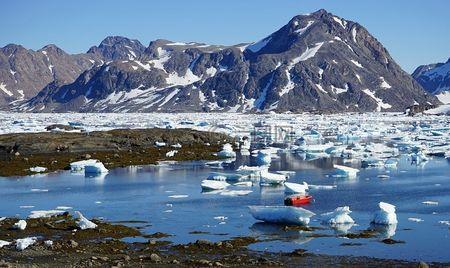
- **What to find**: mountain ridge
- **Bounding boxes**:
[1,9,440,113]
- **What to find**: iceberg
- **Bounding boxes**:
[75,211,97,230]
[249,206,315,225]
[321,206,355,224]
[13,220,27,230]
[260,170,287,185]
[29,166,47,173]
[70,159,99,172]
[201,180,230,191]
[256,150,272,166]
[371,202,398,225]
[284,182,309,194]
[333,164,359,178]
[217,143,236,159]
[84,161,108,174]
[16,237,37,251]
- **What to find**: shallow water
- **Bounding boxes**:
[1,154,449,262]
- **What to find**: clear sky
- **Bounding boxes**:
[1,0,449,73]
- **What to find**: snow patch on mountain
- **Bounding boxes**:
[247,36,272,53]
[363,89,392,111]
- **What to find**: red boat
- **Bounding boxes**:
[284,195,313,206]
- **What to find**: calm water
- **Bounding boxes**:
[1,154,449,262]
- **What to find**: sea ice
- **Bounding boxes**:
[84,161,108,174]
[201,180,230,191]
[249,206,315,225]
[321,206,355,225]
[284,182,309,194]
[371,202,398,225]
[29,166,47,173]
[75,211,97,230]
[217,143,236,159]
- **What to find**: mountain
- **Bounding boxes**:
[8,9,440,112]
[0,44,103,107]
[412,58,450,104]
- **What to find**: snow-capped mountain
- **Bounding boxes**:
[413,58,450,104]
[0,44,103,107]
[5,9,439,112]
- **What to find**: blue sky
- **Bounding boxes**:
[1,0,449,73]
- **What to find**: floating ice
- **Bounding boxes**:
[16,237,37,251]
[168,195,189,199]
[308,184,337,190]
[422,201,438,205]
[219,190,252,196]
[233,181,252,187]
[408,217,423,222]
[284,182,309,194]
[218,143,236,159]
[70,159,99,172]
[256,150,272,166]
[29,166,47,173]
[75,211,97,230]
[260,170,286,185]
[333,164,359,178]
[201,180,230,191]
[249,206,315,225]
[84,161,108,174]
[321,206,355,225]
[13,220,27,230]
[28,210,66,219]
[371,202,398,225]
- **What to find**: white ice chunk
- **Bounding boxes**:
[16,237,37,251]
[29,166,47,173]
[75,211,97,230]
[284,182,309,194]
[218,143,236,159]
[84,161,108,174]
[260,170,286,185]
[371,202,398,225]
[13,220,27,230]
[28,210,66,219]
[201,180,230,191]
[70,159,99,172]
[249,206,315,225]
[321,206,355,224]
[333,164,359,178]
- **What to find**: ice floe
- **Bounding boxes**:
[75,211,97,230]
[249,206,315,225]
[371,202,398,225]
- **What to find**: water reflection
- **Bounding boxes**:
[250,223,314,245]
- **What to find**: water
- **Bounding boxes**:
[0,154,449,262]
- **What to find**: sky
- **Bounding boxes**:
[1,0,449,73]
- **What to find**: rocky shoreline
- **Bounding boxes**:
[0,128,234,177]
[0,214,443,267]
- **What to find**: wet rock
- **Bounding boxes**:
[381,238,405,244]
[122,255,131,261]
[68,240,78,248]
[195,239,214,246]
[150,253,161,262]
[84,154,91,159]
[418,261,429,268]
[171,260,180,264]
[198,259,211,266]
[14,152,20,156]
